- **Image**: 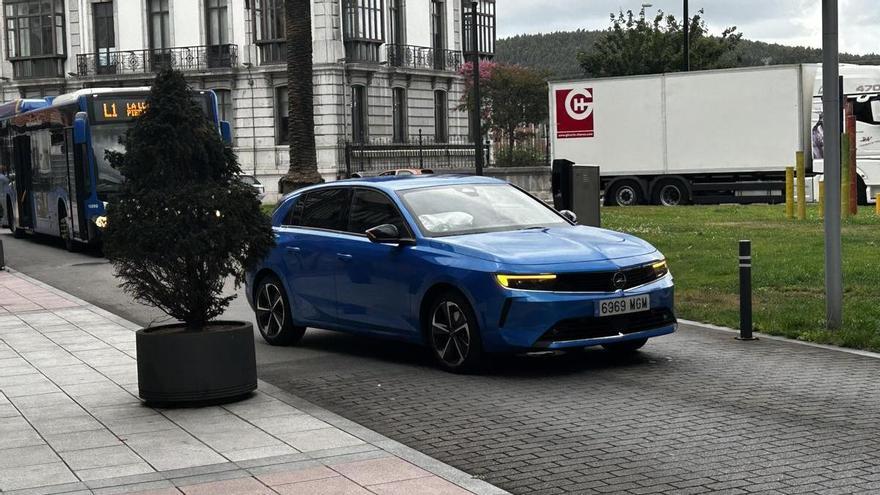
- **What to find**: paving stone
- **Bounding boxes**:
[75,462,155,482]
[122,428,227,471]
[330,456,431,486]
[275,427,365,453]
[44,429,124,452]
[368,476,474,495]
[255,464,337,486]
[273,475,372,495]
[178,476,273,495]
[0,461,77,491]
[59,444,145,471]
[0,444,61,469]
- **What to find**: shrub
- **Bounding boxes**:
[104,70,274,329]
[495,146,545,167]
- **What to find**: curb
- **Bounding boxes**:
[2,268,510,495]
[680,318,880,361]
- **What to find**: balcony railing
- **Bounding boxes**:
[75,44,238,77]
[386,45,462,72]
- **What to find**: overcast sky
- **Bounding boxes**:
[497,1,879,55]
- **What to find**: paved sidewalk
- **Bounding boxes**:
[0,270,507,495]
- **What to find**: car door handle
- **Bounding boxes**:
[337,253,353,261]
[286,246,301,254]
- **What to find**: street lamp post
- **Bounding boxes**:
[243,62,257,177]
[683,0,689,71]
[822,0,843,329]
[470,0,484,176]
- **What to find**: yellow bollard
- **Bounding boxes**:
[796,152,806,220]
[785,167,794,219]
[876,193,880,217]
[819,182,825,219]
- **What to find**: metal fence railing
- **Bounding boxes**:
[342,133,482,177]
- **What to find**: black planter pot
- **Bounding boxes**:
[136,320,257,405]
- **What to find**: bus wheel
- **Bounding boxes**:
[59,209,78,252]
[7,198,23,239]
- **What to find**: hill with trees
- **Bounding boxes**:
[497,29,880,79]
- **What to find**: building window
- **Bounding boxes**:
[430,0,445,51]
[343,0,384,63]
[255,0,284,64]
[275,86,288,145]
[392,87,407,143]
[389,0,405,46]
[351,85,368,143]
[92,2,115,74]
[434,90,448,143]
[214,89,232,122]
[462,0,496,57]
[206,0,228,45]
[4,0,66,78]
[148,0,170,50]
[205,0,231,67]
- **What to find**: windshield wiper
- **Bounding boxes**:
[520,226,549,231]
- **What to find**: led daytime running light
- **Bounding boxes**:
[496,274,557,288]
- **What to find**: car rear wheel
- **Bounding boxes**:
[255,276,305,346]
[427,292,483,373]
[602,338,648,354]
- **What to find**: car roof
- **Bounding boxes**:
[296,174,507,195]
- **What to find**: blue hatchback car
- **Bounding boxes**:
[246,175,675,372]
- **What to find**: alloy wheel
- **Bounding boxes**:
[431,301,471,367]
[256,283,285,338]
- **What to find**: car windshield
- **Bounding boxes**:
[91,123,128,200]
[398,183,569,236]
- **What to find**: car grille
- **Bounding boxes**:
[536,309,676,345]
[554,264,661,292]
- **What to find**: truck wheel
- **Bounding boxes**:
[652,180,690,206]
[608,181,643,207]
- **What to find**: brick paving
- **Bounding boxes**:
[0,270,505,495]
[261,321,880,494]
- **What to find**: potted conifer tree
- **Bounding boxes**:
[104,70,274,404]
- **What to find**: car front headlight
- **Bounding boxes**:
[496,274,557,291]
[652,259,669,278]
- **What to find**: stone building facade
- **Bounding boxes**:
[0,0,496,202]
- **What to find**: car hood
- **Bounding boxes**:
[430,226,658,266]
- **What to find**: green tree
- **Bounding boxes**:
[279,0,323,194]
[579,7,742,77]
[104,70,274,330]
[460,62,549,151]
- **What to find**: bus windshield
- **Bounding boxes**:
[91,123,128,200]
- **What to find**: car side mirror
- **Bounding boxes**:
[366,224,412,245]
[560,209,578,224]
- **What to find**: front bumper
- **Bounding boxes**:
[482,275,675,352]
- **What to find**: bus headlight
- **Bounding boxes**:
[94,216,108,229]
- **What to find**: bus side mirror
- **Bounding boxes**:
[73,112,88,144]
[220,120,233,145]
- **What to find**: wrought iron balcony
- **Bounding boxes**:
[386,44,463,72]
[75,44,238,77]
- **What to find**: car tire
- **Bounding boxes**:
[602,338,648,354]
[607,181,643,207]
[426,291,484,373]
[254,275,306,346]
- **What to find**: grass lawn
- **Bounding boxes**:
[603,204,880,351]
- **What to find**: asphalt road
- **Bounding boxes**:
[6,230,880,494]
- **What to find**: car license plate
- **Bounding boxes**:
[597,294,650,317]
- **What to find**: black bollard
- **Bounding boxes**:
[737,240,757,341]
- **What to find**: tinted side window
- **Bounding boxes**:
[349,189,408,235]
[293,188,350,231]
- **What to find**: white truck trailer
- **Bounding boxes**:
[549,64,880,206]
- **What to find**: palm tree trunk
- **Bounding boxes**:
[280,0,324,194]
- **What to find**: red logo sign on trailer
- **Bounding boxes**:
[556,88,594,139]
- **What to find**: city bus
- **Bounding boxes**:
[1,87,231,250]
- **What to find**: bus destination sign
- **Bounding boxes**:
[91,97,149,123]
